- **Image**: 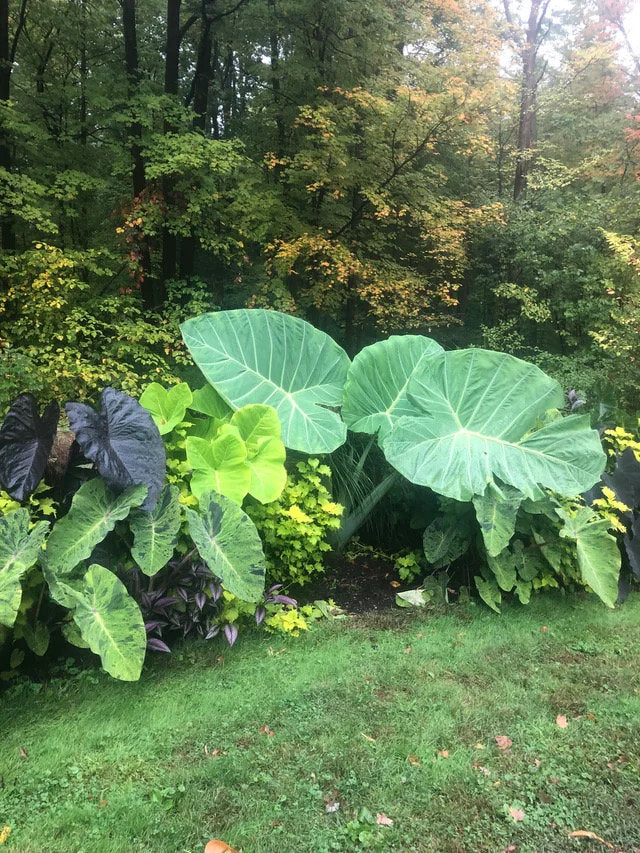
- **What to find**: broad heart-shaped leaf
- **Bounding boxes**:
[180,309,350,453]
[66,387,166,511]
[189,384,232,419]
[473,483,523,557]
[139,382,192,435]
[44,479,146,577]
[186,429,251,504]
[62,565,146,681]
[486,548,517,591]
[474,574,501,613]
[230,405,286,503]
[185,490,265,602]
[0,394,60,501]
[423,515,471,568]
[342,335,443,441]
[556,507,621,608]
[0,509,48,628]
[130,484,181,576]
[382,349,605,502]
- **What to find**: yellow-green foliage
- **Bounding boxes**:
[0,244,190,408]
[246,459,343,586]
[603,424,640,461]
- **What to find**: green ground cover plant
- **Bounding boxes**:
[1,593,640,852]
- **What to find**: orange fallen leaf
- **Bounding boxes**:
[19,747,28,759]
[437,749,449,758]
[259,725,274,736]
[390,580,401,588]
[509,806,525,822]
[495,735,512,750]
[556,715,568,729]
[541,626,548,632]
[204,842,239,853]
[407,754,420,766]
[568,830,614,848]
[403,646,412,654]
[376,813,393,826]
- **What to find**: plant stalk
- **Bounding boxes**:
[333,470,402,551]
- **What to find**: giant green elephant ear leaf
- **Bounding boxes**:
[185,491,265,602]
[60,565,146,681]
[44,478,147,580]
[130,484,181,576]
[382,349,606,502]
[0,509,49,628]
[556,507,621,608]
[180,309,350,454]
[342,335,443,441]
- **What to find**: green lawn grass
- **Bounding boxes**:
[2,593,640,852]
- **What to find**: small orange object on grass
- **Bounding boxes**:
[204,841,239,853]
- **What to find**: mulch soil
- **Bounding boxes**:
[297,551,401,613]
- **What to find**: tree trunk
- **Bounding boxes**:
[162,0,181,286]
[510,0,549,201]
[122,0,157,308]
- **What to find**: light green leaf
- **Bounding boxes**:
[65,564,146,681]
[130,484,181,576]
[139,382,192,435]
[185,491,265,602]
[44,479,147,577]
[515,579,532,605]
[556,507,621,608]
[180,309,350,453]
[230,405,286,503]
[189,384,232,419]
[423,515,471,568]
[473,482,523,557]
[474,575,502,613]
[486,549,517,591]
[186,430,251,504]
[383,349,605,501]
[342,335,443,441]
[0,509,48,628]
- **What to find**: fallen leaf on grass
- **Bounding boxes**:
[407,754,420,766]
[361,732,376,742]
[508,807,525,822]
[403,646,412,654]
[495,735,512,750]
[19,747,28,759]
[204,745,227,758]
[376,813,393,826]
[475,743,485,750]
[556,715,568,729]
[541,626,548,632]
[390,580,401,588]
[568,830,614,848]
[259,725,274,736]
[436,749,449,759]
[268,647,286,657]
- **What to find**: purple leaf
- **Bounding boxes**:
[144,619,166,633]
[255,606,266,626]
[267,584,284,593]
[224,624,238,646]
[195,592,207,611]
[205,625,220,640]
[177,587,188,602]
[271,595,298,608]
[147,637,171,653]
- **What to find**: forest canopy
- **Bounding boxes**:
[0,0,639,412]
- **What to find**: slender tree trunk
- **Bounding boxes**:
[162,0,181,286]
[0,0,25,251]
[508,0,549,201]
[122,0,157,308]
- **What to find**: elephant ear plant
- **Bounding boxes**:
[0,386,283,681]
[181,309,617,609]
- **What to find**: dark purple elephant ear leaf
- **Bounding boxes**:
[66,388,165,511]
[0,394,60,501]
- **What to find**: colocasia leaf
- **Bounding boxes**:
[66,388,166,511]
[0,394,60,501]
